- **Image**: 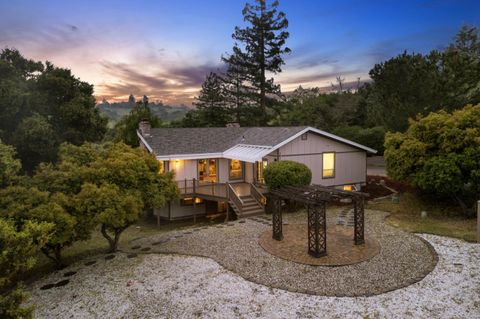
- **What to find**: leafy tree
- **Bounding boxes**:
[75,183,142,252]
[12,114,57,171]
[0,49,107,172]
[0,187,77,267]
[228,0,290,125]
[0,218,52,318]
[264,160,312,190]
[384,104,480,215]
[114,100,161,146]
[332,126,386,154]
[0,140,21,187]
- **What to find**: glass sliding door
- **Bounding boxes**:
[198,159,217,182]
[229,159,244,181]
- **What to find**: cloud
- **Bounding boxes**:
[96,60,225,105]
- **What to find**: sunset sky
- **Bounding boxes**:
[1,0,479,106]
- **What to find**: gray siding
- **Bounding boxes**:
[268,132,367,187]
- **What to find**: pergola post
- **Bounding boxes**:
[353,197,365,245]
[307,202,327,257]
[271,196,283,241]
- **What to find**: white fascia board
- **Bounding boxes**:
[136,130,153,153]
[265,127,377,155]
[156,153,223,161]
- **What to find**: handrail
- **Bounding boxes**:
[228,183,244,211]
[250,183,266,206]
[176,179,228,198]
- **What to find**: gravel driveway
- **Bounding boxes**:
[27,233,480,318]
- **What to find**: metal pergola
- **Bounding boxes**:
[266,185,368,258]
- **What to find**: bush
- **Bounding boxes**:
[332,125,386,154]
[264,160,312,190]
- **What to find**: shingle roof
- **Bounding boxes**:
[140,126,308,156]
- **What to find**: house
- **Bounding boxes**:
[137,121,376,220]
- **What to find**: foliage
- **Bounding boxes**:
[362,25,480,132]
[225,0,290,125]
[0,139,21,187]
[113,99,161,146]
[332,126,385,154]
[264,160,312,190]
[0,49,107,172]
[384,104,480,215]
[0,218,52,318]
[75,183,143,252]
[34,142,178,252]
[0,186,77,267]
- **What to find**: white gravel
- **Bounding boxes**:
[28,234,480,319]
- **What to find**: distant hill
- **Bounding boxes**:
[97,101,189,125]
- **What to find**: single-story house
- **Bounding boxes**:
[137,121,376,220]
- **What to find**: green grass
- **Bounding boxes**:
[367,192,477,242]
[22,215,223,284]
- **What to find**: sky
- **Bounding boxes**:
[0,0,479,106]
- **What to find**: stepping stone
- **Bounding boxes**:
[131,245,141,250]
[127,253,138,258]
[84,260,96,266]
[140,247,151,252]
[227,224,235,227]
[63,271,76,277]
[239,220,246,223]
[152,240,167,246]
[183,231,193,234]
[55,279,70,287]
[40,283,55,290]
[104,254,115,260]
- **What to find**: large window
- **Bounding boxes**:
[322,152,335,178]
[229,159,244,180]
[198,159,217,182]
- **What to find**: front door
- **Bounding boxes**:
[198,159,217,182]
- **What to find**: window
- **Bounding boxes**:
[229,159,244,180]
[198,159,217,182]
[322,152,335,178]
[256,160,268,184]
[180,197,203,206]
[343,185,353,191]
[158,160,165,174]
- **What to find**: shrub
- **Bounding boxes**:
[264,160,312,190]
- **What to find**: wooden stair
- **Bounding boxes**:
[229,195,264,218]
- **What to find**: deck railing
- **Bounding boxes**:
[227,182,244,211]
[250,183,266,207]
[176,178,228,198]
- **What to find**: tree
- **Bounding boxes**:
[184,72,232,127]
[0,218,52,319]
[35,142,178,252]
[75,183,142,252]
[228,0,290,125]
[384,104,480,215]
[114,100,161,146]
[0,140,21,187]
[0,49,107,172]
[0,186,77,268]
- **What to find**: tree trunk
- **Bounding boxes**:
[41,245,64,269]
[101,224,126,253]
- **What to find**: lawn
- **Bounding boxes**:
[367,192,477,242]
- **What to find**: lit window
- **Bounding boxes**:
[229,159,244,180]
[343,185,353,191]
[257,160,268,183]
[158,160,165,174]
[322,152,335,178]
[180,197,204,206]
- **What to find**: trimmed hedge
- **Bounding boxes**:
[264,160,312,190]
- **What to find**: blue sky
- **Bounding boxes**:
[0,0,479,105]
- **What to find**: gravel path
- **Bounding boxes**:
[130,209,437,296]
[28,234,480,318]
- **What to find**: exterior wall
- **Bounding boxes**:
[154,200,206,220]
[269,132,367,187]
[245,162,254,183]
